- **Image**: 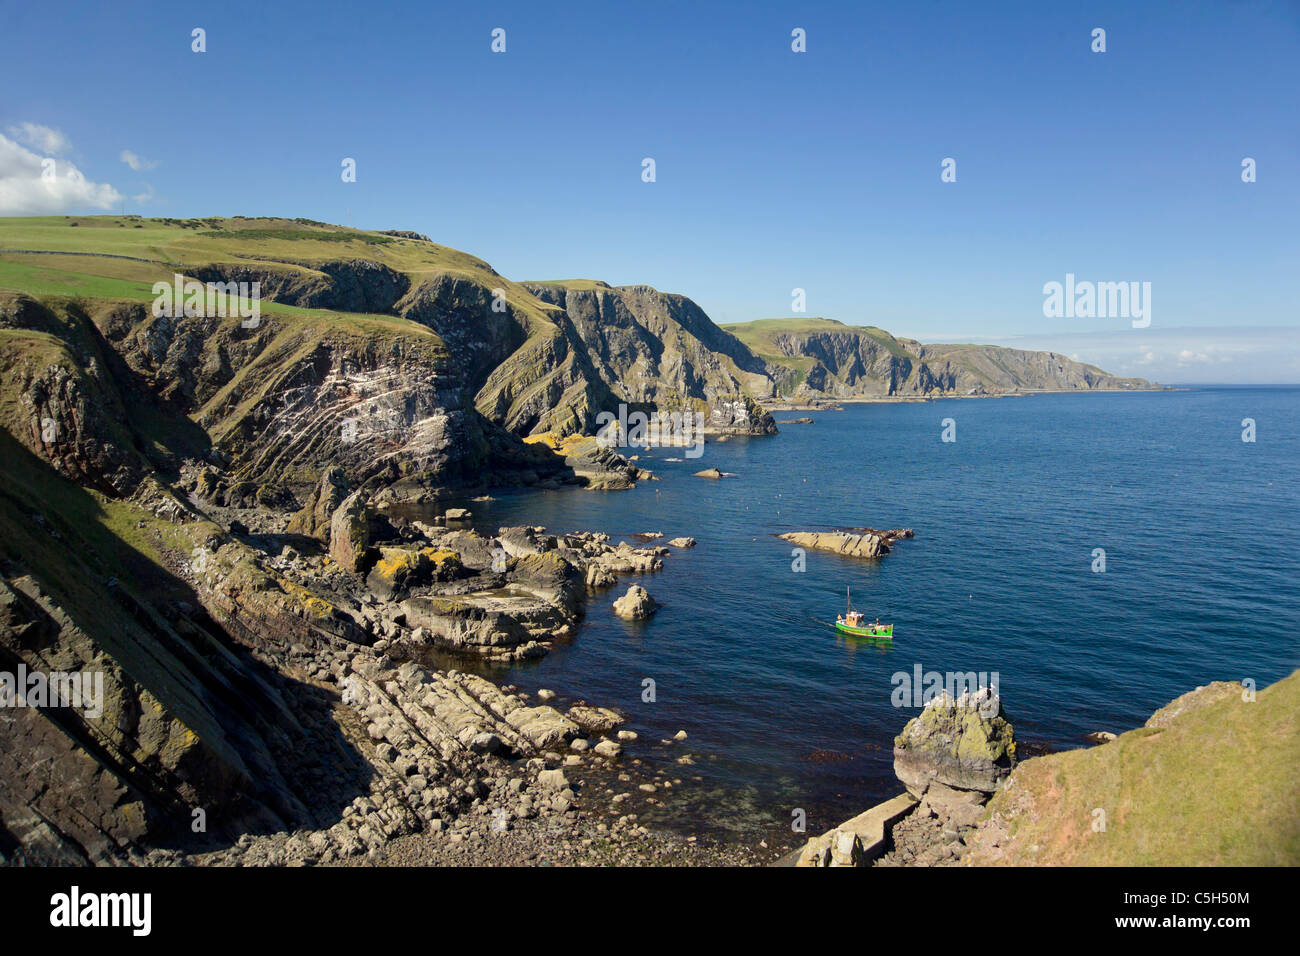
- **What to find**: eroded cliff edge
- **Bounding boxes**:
[794,673,1299,867]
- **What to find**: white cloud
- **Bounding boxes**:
[5,122,72,155]
[131,184,156,203]
[120,149,158,172]
[0,133,123,215]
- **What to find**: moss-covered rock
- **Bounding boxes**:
[365,546,461,600]
[893,689,1015,797]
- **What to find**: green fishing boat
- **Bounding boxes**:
[835,587,893,638]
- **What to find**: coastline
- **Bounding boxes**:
[760,385,1174,412]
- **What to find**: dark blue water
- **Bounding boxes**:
[454,387,1300,842]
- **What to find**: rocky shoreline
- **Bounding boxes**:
[794,687,1015,867]
[67,483,785,867]
[161,645,780,868]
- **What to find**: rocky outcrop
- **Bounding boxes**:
[703,395,778,436]
[893,688,1016,798]
[612,585,658,621]
[191,258,411,315]
[790,688,1014,868]
[362,527,669,662]
[288,467,350,541]
[522,282,778,419]
[0,294,154,497]
[330,491,372,573]
[861,689,1018,865]
[560,435,653,490]
[779,528,913,559]
[366,547,462,601]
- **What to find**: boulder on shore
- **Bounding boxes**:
[567,705,626,732]
[796,829,866,867]
[693,468,724,479]
[329,490,372,572]
[667,537,696,548]
[612,585,658,620]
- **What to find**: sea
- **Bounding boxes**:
[440,386,1300,847]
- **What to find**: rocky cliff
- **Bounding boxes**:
[723,318,1158,398]
[0,218,698,864]
[523,281,776,409]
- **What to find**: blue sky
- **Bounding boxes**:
[2,0,1298,380]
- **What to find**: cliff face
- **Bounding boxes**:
[523,282,776,410]
[0,218,717,864]
[723,318,1157,398]
[184,240,781,439]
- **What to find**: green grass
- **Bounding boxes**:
[722,317,912,362]
[0,214,567,340]
[975,673,1300,865]
[525,279,613,291]
[0,257,165,300]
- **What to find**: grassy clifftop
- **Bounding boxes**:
[0,217,779,437]
[962,672,1300,865]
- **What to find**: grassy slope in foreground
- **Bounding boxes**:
[963,671,1300,866]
